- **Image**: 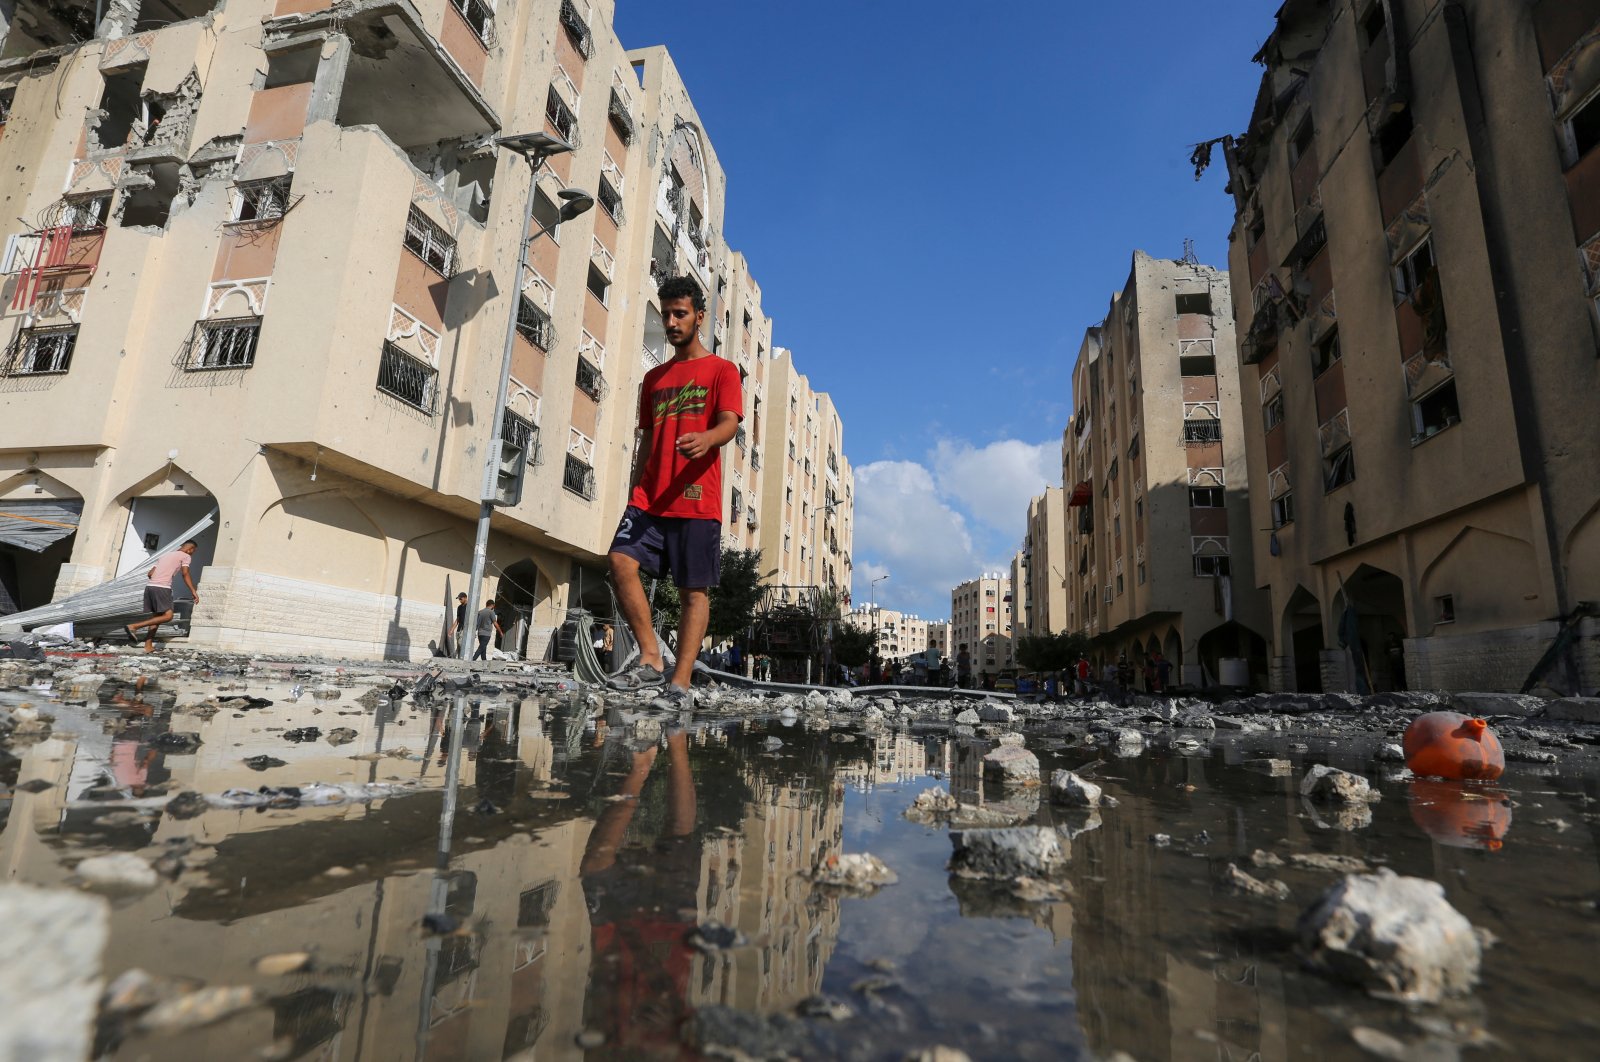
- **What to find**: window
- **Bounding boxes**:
[559,0,593,58]
[1137,563,1146,585]
[562,453,595,498]
[449,0,493,43]
[1113,515,1121,536]
[544,86,578,143]
[1183,420,1222,444]
[1392,237,1435,303]
[1411,380,1460,442]
[1180,354,1216,377]
[1116,574,1124,595]
[585,263,609,304]
[404,207,456,275]
[1323,444,1355,492]
[1272,492,1295,528]
[1311,328,1341,377]
[575,354,604,400]
[6,326,77,375]
[516,296,552,350]
[531,190,561,244]
[1362,2,1386,45]
[63,194,110,230]
[1248,216,1265,248]
[1568,90,1600,164]
[1433,594,1455,625]
[190,317,261,370]
[1289,118,1315,164]
[1193,555,1232,577]
[1135,499,1143,522]
[1375,107,1413,169]
[783,534,791,553]
[1175,292,1212,315]
[608,86,637,145]
[377,341,439,413]
[234,176,291,222]
[597,177,623,223]
[1189,487,1224,508]
[1264,394,1285,431]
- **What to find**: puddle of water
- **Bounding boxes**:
[3,676,1599,1061]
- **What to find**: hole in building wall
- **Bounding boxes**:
[1362,2,1386,46]
[1411,379,1460,441]
[1375,107,1414,169]
[1567,89,1600,164]
[95,67,146,151]
[1175,292,1212,316]
[1179,353,1216,377]
[2,0,96,61]
[119,162,181,228]
[264,44,320,89]
[133,0,220,32]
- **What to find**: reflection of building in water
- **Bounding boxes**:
[839,733,951,791]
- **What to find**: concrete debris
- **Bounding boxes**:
[75,853,160,893]
[949,827,1068,881]
[904,788,958,823]
[1300,764,1381,804]
[1299,868,1482,1003]
[253,953,312,977]
[1543,697,1600,724]
[684,1004,812,1061]
[954,708,980,725]
[1243,757,1292,776]
[976,704,1014,724]
[1049,769,1102,808]
[1450,692,1544,718]
[325,727,359,746]
[982,743,1040,786]
[687,921,747,953]
[904,1048,974,1062]
[1224,863,1291,900]
[813,853,897,893]
[138,985,261,1032]
[1250,849,1285,868]
[1105,728,1144,757]
[0,884,109,1062]
[1290,852,1371,874]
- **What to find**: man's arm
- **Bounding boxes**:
[181,566,198,602]
[629,382,653,488]
[675,410,741,461]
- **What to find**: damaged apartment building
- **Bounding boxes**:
[0,0,854,658]
[1060,252,1270,686]
[1219,0,1600,693]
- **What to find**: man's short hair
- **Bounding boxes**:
[485,599,495,606]
[457,592,467,600]
[182,539,198,549]
[657,275,705,311]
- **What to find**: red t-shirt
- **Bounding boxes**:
[629,353,743,520]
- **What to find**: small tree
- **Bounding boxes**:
[707,547,764,644]
[832,623,874,670]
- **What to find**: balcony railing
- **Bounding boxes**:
[2,326,77,376]
[449,0,494,44]
[503,409,539,465]
[751,447,761,470]
[377,342,439,414]
[188,317,261,370]
[575,355,604,400]
[1182,420,1222,445]
[563,454,595,499]
[734,426,747,451]
[746,508,759,530]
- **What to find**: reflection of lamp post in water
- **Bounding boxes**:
[415,693,468,1055]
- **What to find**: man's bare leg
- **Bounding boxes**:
[671,588,709,689]
[128,609,173,653]
[608,552,663,671]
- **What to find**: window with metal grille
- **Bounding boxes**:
[190,317,261,370]
[1193,555,1232,577]
[559,0,593,58]
[516,296,552,350]
[545,87,578,144]
[1312,327,1342,377]
[1183,420,1222,444]
[449,0,493,42]
[562,453,595,498]
[597,177,623,224]
[575,354,604,400]
[63,194,110,230]
[729,488,742,523]
[403,207,455,276]
[1323,443,1355,492]
[502,408,538,464]
[377,341,439,413]
[6,326,77,375]
[608,87,636,144]
[234,176,291,222]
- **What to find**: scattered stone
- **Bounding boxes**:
[283,727,321,742]
[138,986,261,1032]
[904,788,958,822]
[163,791,209,819]
[904,1048,973,1062]
[100,967,197,1018]
[797,995,854,1022]
[1544,697,1600,724]
[1250,849,1285,868]
[243,755,287,771]
[75,853,159,893]
[254,952,311,977]
[1300,765,1381,804]
[1224,863,1291,900]
[309,685,342,701]
[150,732,202,753]
[995,731,1025,747]
[1291,852,1370,874]
[685,1004,810,1061]
[1243,757,1292,776]
[804,690,828,712]
[813,853,897,893]
[1375,743,1407,762]
[1450,692,1543,718]
[982,743,1040,786]
[1299,868,1482,1003]
[1107,728,1144,757]
[949,827,1067,880]
[977,704,1014,724]
[1150,833,1172,847]
[325,727,359,747]
[954,708,980,725]
[0,884,109,1062]
[1506,748,1557,764]
[763,736,784,751]
[1049,769,1102,808]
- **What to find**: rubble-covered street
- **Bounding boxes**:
[2,648,1598,1060]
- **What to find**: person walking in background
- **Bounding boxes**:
[1075,654,1091,696]
[125,540,198,654]
[956,644,972,689]
[1101,660,1120,704]
[1117,653,1133,699]
[472,599,503,662]
[1152,650,1171,694]
[447,592,469,655]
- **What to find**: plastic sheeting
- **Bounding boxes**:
[0,506,217,632]
[0,499,82,552]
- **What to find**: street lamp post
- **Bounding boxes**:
[869,573,888,683]
[461,133,594,661]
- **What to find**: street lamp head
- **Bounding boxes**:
[555,189,595,221]
[496,131,573,161]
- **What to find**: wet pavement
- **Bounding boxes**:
[2,654,1599,1060]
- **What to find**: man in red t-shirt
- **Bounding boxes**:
[607,276,743,706]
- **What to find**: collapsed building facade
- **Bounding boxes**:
[0,0,853,658]
[1060,253,1269,686]
[1221,0,1600,693]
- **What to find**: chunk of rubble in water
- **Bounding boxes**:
[1049,769,1102,808]
[982,743,1040,786]
[138,985,261,1032]
[325,727,359,746]
[75,853,159,893]
[1290,852,1370,874]
[1300,764,1381,804]
[949,827,1068,880]
[1299,867,1482,1003]
[282,727,321,742]
[0,883,109,1062]
[903,788,958,823]
[687,921,746,953]
[1224,863,1291,900]
[813,853,898,893]
[1243,757,1292,776]
[254,952,311,977]
[243,755,286,771]
[1250,848,1285,868]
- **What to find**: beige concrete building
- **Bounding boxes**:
[926,619,951,662]
[1221,0,1600,694]
[843,604,930,664]
[0,0,851,660]
[1008,548,1028,644]
[755,348,853,597]
[1061,253,1269,686]
[1022,486,1069,635]
[950,572,1013,682]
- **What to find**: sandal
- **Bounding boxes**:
[607,663,666,691]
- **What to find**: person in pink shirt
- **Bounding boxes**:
[126,540,198,653]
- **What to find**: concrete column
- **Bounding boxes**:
[306,33,351,126]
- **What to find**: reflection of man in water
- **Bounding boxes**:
[579,726,699,1051]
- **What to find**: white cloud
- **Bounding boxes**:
[849,460,982,619]
[930,438,1059,539]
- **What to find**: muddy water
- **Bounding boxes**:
[3,676,1599,1061]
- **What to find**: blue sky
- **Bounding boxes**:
[617,1,1275,619]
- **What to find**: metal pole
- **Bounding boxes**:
[462,157,541,660]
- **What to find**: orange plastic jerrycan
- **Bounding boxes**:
[1402,711,1504,781]
[1407,779,1512,850]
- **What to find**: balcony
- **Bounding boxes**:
[562,454,595,499]
[735,426,748,452]
[751,447,762,470]
[187,317,261,371]
[746,508,758,530]
[377,341,439,414]
[575,355,605,401]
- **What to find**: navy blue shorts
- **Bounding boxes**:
[608,506,721,588]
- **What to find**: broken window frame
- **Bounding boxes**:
[188,316,261,371]
[575,353,604,400]
[5,325,78,376]
[1263,393,1285,431]
[544,87,578,145]
[1374,107,1414,171]
[1322,443,1355,493]
[1183,419,1223,445]
[403,207,456,277]
[1409,378,1461,444]
[377,340,440,414]
[1392,236,1435,305]
[1179,353,1217,377]
[1192,555,1232,578]
[448,0,495,44]
[596,176,624,224]
[1272,491,1295,528]
[62,193,111,231]
[232,176,292,224]
[1174,292,1212,316]
[1311,327,1342,378]
[516,296,553,350]
[607,87,637,145]
[562,453,596,498]
[559,0,595,60]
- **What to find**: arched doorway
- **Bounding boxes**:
[0,470,83,615]
[1282,586,1323,693]
[1335,564,1409,691]
[1196,622,1269,688]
